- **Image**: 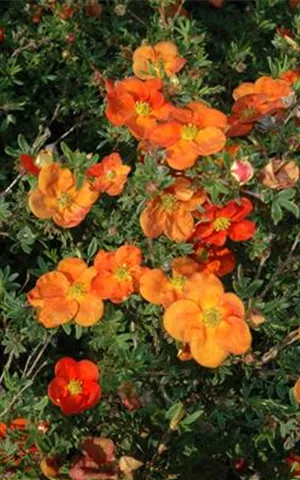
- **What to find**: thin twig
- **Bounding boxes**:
[21,340,45,379]
[0,173,24,198]
[0,361,47,419]
[130,12,147,27]
[53,124,78,146]
[0,351,14,387]
[172,0,185,24]
[261,232,300,298]
[26,335,53,378]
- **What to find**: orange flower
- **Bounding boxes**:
[29,163,99,228]
[191,241,236,277]
[163,272,251,368]
[280,69,300,87]
[48,357,101,415]
[27,258,104,328]
[92,245,143,303]
[192,198,256,246]
[132,41,186,80]
[227,76,292,137]
[140,257,202,307]
[140,177,206,242]
[87,153,131,195]
[149,102,227,169]
[105,77,172,140]
[232,76,291,102]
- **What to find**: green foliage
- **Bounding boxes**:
[0,1,299,479]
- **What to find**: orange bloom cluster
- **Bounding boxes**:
[227,76,293,137]
[87,152,131,196]
[27,258,104,328]
[92,245,144,303]
[29,163,99,228]
[164,272,251,368]
[27,246,146,329]
[106,41,227,170]
[140,177,206,242]
[48,357,101,415]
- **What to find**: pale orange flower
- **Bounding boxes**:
[87,153,131,196]
[149,102,227,169]
[140,257,202,308]
[140,177,206,242]
[232,76,292,102]
[92,245,143,303]
[29,163,99,228]
[133,41,186,80]
[164,272,251,368]
[27,258,104,328]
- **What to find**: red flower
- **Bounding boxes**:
[20,154,40,176]
[191,241,236,276]
[48,357,101,415]
[286,453,300,477]
[192,198,256,246]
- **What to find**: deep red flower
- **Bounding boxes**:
[192,198,256,246]
[20,153,40,176]
[286,453,300,477]
[191,241,236,276]
[0,27,5,43]
[48,357,101,415]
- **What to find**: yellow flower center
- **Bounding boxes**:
[240,106,257,120]
[105,170,117,180]
[203,307,221,328]
[115,264,130,281]
[135,101,151,116]
[57,192,72,210]
[213,217,231,232]
[170,275,186,291]
[181,124,198,141]
[160,193,179,212]
[68,282,85,300]
[67,379,83,396]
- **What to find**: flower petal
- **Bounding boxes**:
[140,269,168,305]
[215,317,252,354]
[28,189,56,219]
[164,299,203,343]
[195,127,226,156]
[77,360,100,382]
[190,329,228,368]
[75,294,104,326]
[55,357,77,379]
[228,219,256,242]
[38,298,78,328]
[58,258,88,282]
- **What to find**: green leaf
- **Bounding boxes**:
[279,199,299,218]
[165,402,184,420]
[277,189,296,201]
[87,237,99,259]
[181,409,204,426]
[271,201,283,225]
